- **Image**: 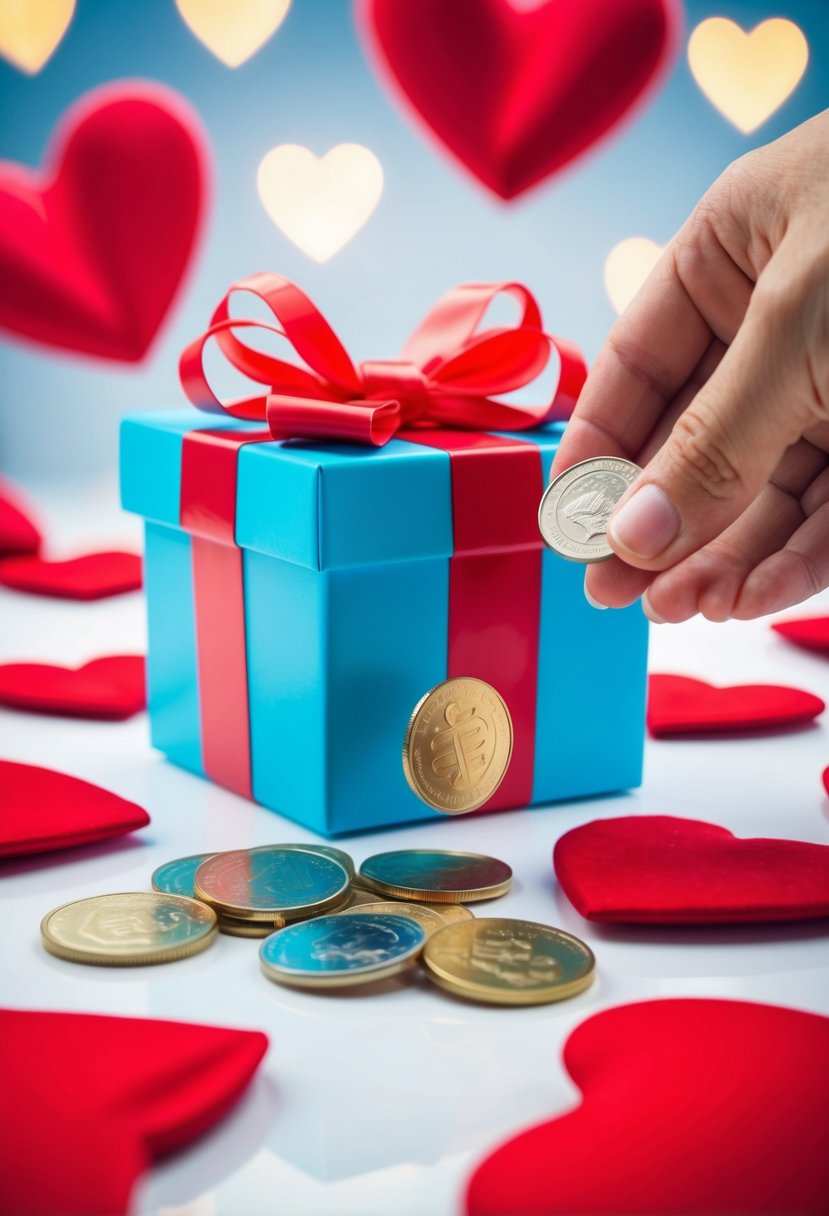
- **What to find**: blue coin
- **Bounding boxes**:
[259,912,426,989]
[151,853,215,897]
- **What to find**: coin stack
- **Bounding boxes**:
[39,844,595,1005]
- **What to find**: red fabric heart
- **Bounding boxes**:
[0,550,142,598]
[823,766,829,798]
[0,760,149,858]
[0,478,41,557]
[0,655,146,720]
[773,616,829,659]
[359,0,680,199]
[553,815,829,924]
[466,998,829,1216]
[647,673,824,736]
[0,81,207,362]
[0,1008,268,1216]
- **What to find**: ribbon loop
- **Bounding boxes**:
[180,275,587,444]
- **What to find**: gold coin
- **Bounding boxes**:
[402,677,513,814]
[421,918,595,1006]
[218,916,275,939]
[342,884,388,908]
[431,903,475,925]
[358,849,512,903]
[40,893,218,967]
[333,899,447,935]
[194,845,350,922]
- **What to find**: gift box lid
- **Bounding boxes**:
[121,411,565,572]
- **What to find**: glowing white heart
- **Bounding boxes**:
[604,238,664,316]
[175,0,290,68]
[688,18,808,134]
[257,144,384,263]
[0,0,75,74]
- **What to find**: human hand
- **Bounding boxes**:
[550,110,829,623]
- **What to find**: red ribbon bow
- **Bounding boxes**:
[179,272,587,446]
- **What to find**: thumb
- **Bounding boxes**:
[606,290,812,571]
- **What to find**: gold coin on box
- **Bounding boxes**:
[359,849,512,904]
[40,892,218,967]
[194,845,350,923]
[421,918,595,1006]
[403,676,513,814]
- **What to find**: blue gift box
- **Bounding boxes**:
[121,409,648,835]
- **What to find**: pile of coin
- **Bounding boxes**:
[40,844,595,1006]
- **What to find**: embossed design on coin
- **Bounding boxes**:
[194,846,350,922]
[259,912,426,989]
[538,457,642,563]
[422,918,595,1005]
[403,677,513,814]
[40,893,218,966]
[358,849,512,904]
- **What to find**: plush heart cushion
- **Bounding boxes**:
[553,815,829,924]
[647,673,824,736]
[0,551,142,599]
[360,0,679,199]
[773,616,829,658]
[466,999,829,1216]
[0,760,149,859]
[0,1008,268,1216]
[0,82,206,362]
[0,478,41,556]
[0,655,146,720]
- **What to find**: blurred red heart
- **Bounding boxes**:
[0,655,145,720]
[647,673,824,736]
[823,766,829,798]
[554,815,829,924]
[359,0,680,199]
[0,82,207,362]
[773,616,829,658]
[0,759,149,858]
[0,478,41,557]
[466,999,829,1216]
[0,1008,268,1216]
[0,550,142,599]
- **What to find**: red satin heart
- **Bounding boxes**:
[773,616,829,659]
[0,759,149,858]
[359,0,680,199]
[0,82,207,362]
[647,673,824,736]
[0,1008,268,1216]
[0,655,146,720]
[466,999,829,1216]
[0,550,142,599]
[823,766,829,798]
[554,815,829,924]
[0,478,41,556]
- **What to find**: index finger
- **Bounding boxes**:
[551,245,711,479]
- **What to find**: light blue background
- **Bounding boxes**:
[0,0,827,478]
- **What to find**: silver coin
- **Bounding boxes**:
[538,457,642,563]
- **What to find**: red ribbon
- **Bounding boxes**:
[179,272,586,445]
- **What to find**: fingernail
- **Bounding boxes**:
[584,574,608,610]
[641,589,664,624]
[610,484,680,559]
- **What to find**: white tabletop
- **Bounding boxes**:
[3,476,828,1216]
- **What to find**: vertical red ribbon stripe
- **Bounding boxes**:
[180,429,269,799]
[403,430,544,812]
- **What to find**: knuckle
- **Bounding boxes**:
[667,410,744,501]
[792,549,824,599]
